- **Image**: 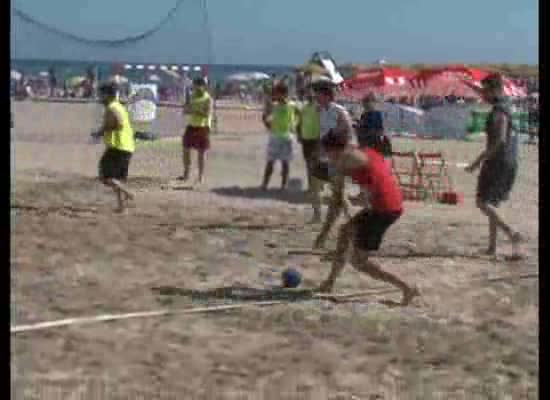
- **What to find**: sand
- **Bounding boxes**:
[11,100,538,399]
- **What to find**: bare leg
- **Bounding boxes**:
[281,161,289,190]
[308,176,323,223]
[261,161,274,190]
[102,178,135,212]
[350,248,418,306]
[196,150,206,184]
[319,220,354,291]
[487,216,497,255]
[477,198,522,256]
[180,147,191,181]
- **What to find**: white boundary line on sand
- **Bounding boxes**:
[11,301,285,334]
[11,289,401,334]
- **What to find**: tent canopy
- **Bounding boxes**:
[340,67,416,100]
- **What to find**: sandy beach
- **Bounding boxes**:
[11,100,538,398]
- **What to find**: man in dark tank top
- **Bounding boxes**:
[465,74,524,259]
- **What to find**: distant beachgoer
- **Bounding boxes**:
[313,130,419,305]
[261,82,298,190]
[356,93,392,159]
[48,68,56,98]
[309,79,353,224]
[96,83,136,213]
[86,67,97,98]
[180,77,212,185]
[182,73,193,105]
[465,74,524,259]
[296,72,306,101]
[296,89,320,191]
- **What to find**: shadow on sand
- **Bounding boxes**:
[211,186,310,205]
[152,285,317,303]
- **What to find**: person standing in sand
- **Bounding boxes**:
[313,131,419,305]
[309,79,353,224]
[356,93,392,161]
[296,88,321,192]
[261,82,298,190]
[97,83,136,213]
[180,77,212,185]
[465,74,524,259]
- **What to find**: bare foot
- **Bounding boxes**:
[484,247,497,256]
[400,286,420,306]
[512,232,525,244]
[177,175,189,181]
[114,206,128,215]
[318,279,334,293]
[260,185,268,191]
[505,254,526,262]
[510,232,526,260]
[124,191,135,201]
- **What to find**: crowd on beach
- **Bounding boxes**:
[11,64,539,137]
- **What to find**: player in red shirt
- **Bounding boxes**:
[313,130,419,306]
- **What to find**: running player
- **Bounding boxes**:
[97,83,136,213]
[314,130,419,306]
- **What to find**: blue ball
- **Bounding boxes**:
[281,268,302,288]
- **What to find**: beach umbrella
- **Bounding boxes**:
[148,74,161,82]
[39,71,50,77]
[11,70,22,81]
[66,76,87,87]
[226,72,270,82]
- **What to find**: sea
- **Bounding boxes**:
[10,59,294,85]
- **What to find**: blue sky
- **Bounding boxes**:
[11,0,538,65]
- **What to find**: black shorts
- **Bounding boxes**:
[311,160,337,182]
[99,148,132,181]
[351,209,402,251]
[300,139,320,163]
[477,159,517,207]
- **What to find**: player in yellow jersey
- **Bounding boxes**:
[97,83,136,213]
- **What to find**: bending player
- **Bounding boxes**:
[313,131,418,306]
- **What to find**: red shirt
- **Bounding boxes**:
[349,147,403,213]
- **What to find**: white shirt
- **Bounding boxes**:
[318,102,355,160]
[319,102,347,138]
